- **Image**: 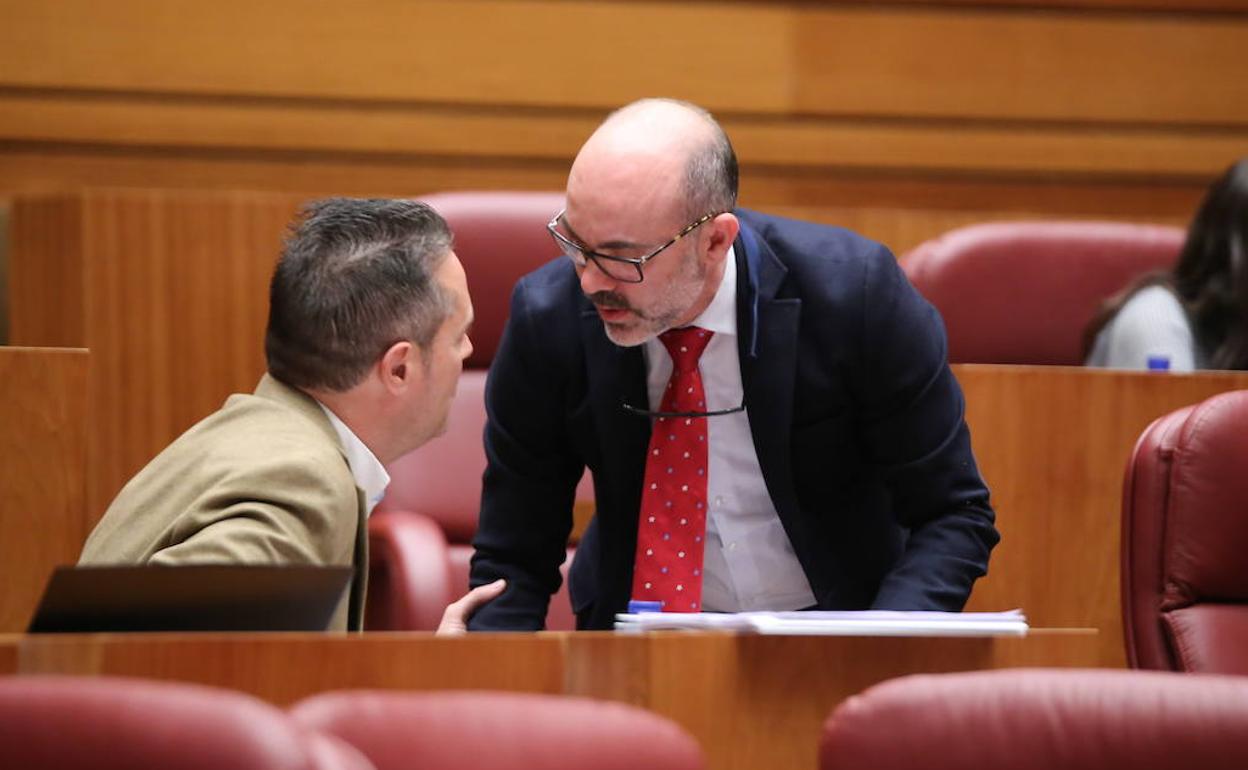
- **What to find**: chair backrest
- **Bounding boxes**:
[290,690,705,770]
[370,197,589,628]
[378,370,491,542]
[1122,389,1248,673]
[370,370,582,631]
[0,675,372,770]
[901,221,1183,365]
[820,668,1248,770]
[419,191,565,367]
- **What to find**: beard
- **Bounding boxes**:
[588,250,708,347]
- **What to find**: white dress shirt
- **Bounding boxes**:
[643,248,816,612]
[317,404,390,515]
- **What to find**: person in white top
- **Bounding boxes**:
[1085,158,1248,372]
[469,99,999,630]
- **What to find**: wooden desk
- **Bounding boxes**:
[0,636,18,675]
[13,629,1097,770]
[956,365,1248,667]
[0,348,91,633]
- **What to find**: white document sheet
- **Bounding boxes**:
[614,609,1028,637]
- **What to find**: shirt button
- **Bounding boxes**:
[714,496,724,508]
[728,542,737,552]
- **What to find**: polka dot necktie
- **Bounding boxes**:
[631,326,713,612]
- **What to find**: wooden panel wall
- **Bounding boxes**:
[10,191,301,523]
[0,347,89,632]
[960,365,1248,667]
[1,0,1245,233]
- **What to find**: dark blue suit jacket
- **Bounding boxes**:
[469,209,999,630]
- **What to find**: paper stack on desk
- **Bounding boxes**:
[614,609,1028,637]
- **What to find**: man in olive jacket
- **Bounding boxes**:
[81,198,500,631]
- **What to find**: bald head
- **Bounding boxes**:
[569,99,738,223]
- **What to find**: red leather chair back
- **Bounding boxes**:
[370,371,581,630]
[291,690,705,770]
[820,668,1248,770]
[368,199,590,629]
[1122,389,1248,673]
[420,191,564,367]
[0,675,372,770]
[901,221,1183,364]
[378,370,491,543]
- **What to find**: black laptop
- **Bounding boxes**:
[27,564,352,633]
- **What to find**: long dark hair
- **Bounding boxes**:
[1083,159,1248,369]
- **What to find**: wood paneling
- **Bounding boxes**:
[17,632,565,705]
[15,629,1099,770]
[2,2,1246,125]
[792,8,1248,125]
[1,92,1242,178]
[0,0,1246,225]
[10,191,301,522]
[0,636,16,674]
[958,364,1248,667]
[0,348,90,632]
[0,2,788,110]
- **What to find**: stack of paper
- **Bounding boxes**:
[614,609,1028,637]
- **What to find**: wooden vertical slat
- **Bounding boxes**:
[10,190,302,521]
[0,347,89,631]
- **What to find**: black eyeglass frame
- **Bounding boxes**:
[620,399,746,420]
[546,209,721,284]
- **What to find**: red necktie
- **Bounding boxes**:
[631,326,713,612]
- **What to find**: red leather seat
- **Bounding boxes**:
[420,190,566,366]
[366,191,588,631]
[367,373,583,631]
[290,690,705,770]
[0,675,372,770]
[901,221,1183,364]
[1122,389,1248,673]
[820,668,1248,770]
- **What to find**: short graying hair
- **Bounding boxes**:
[674,101,739,218]
[265,198,454,392]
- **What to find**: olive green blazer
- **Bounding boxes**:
[80,374,368,631]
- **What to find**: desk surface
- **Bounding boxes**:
[7,628,1097,770]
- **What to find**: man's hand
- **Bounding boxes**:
[436,579,506,635]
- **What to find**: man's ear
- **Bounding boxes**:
[704,212,740,265]
[378,340,419,393]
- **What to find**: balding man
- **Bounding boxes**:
[469,99,999,630]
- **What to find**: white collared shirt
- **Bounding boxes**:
[643,248,816,612]
[317,404,390,516]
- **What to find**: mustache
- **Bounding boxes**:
[588,291,633,312]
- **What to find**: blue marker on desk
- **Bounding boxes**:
[628,600,663,613]
[1147,355,1171,372]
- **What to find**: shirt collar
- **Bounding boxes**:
[316,403,390,515]
[686,244,737,337]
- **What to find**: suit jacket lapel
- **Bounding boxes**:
[579,301,650,499]
[736,223,803,524]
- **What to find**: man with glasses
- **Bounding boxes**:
[468,99,999,630]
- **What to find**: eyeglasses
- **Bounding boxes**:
[547,209,720,284]
[621,398,746,420]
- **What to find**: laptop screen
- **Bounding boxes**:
[27,564,352,633]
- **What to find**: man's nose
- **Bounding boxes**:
[579,261,615,296]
